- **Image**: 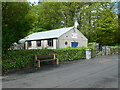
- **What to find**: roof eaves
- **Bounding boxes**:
[58,27,74,38]
[25,37,58,41]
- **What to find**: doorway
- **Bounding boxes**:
[71,42,78,47]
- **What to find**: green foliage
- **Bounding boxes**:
[77,2,118,45]
[2,47,96,73]
[110,45,120,54]
[32,2,63,30]
[2,2,34,51]
[88,42,96,47]
[29,2,85,32]
[95,9,118,45]
[28,28,47,35]
[97,51,102,56]
[56,48,86,62]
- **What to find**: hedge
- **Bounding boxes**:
[2,47,96,73]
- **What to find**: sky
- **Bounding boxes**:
[27,0,39,5]
[28,0,39,3]
[27,0,119,13]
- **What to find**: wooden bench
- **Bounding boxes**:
[34,54,59,67]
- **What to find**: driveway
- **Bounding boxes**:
[2,55,118,88]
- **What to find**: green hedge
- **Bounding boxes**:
[2,47,96,73]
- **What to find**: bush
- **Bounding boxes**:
[88,42,96,47]
[96,51,102,56]
[110,46,120,55]
[2,47,96,73]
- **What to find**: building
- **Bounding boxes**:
[19,26,88,49]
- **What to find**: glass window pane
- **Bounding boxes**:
[36,40,41,46]
[48,39,53,46]
[28,41,31,47]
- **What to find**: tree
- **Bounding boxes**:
[77,2,118,45]
[78,2,102,42]
[30,2,84,31]
[2,2,34,51]
[95,9,118,45]
[33,2,63,30]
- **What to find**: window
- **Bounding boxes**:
[48,39,53,47]
[28,41,31,47]
[65,41,68,45]
[36,40,41,47]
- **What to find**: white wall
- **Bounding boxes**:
[26,39,57,49]
[58,28,88,48]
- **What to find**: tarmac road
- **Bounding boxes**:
[2,55,118,88]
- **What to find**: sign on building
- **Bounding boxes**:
[72,33,77,38]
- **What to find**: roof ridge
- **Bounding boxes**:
[19,26,74,43]
[28,26,74,36]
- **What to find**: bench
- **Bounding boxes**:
[34,54,59,67]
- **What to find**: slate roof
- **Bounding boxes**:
[19,27,74,43]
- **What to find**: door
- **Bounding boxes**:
[71,42,78,47]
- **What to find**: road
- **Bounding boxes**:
[2,55,118,88]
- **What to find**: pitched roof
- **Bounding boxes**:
[19,27,74,43]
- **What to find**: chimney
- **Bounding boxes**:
[74,20,79,29]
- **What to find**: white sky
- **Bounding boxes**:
[27,0,39,3]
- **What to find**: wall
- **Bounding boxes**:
[26,39,57,49]
[58,28,88,48]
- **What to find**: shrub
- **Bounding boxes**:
[88,42,96,47]
[96,51,102,56]
[110,46,120,55]
[2,47,96,73]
